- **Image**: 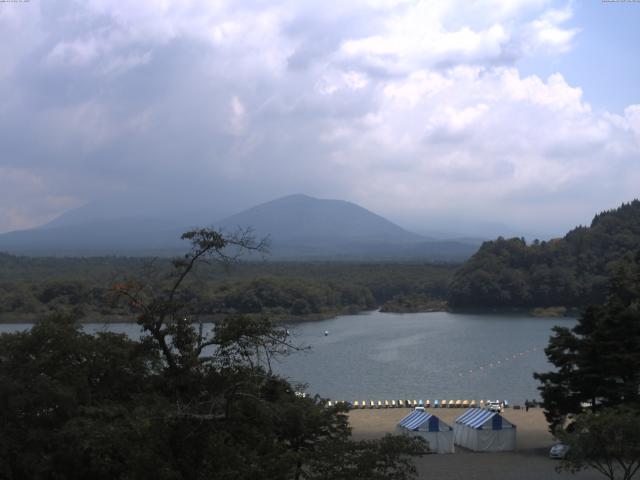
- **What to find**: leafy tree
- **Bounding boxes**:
[534,252,640,432]
[0,315,164,479]
[307,434,428,480]
[556,408,640,480]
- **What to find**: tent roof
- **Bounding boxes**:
[455,408,514,430]
[398,410,451,431]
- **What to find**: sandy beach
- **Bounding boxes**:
[349,407,602,480]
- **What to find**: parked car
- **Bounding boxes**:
[488,401,502,412]
[549,443,570,459]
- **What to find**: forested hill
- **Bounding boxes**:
[448,200,640,309]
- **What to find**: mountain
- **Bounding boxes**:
[0,218,186,256]
[448,200,640,309]
[217,194,422,244]
[42,197,230,231]
[0,194,231,256]
[215,194,476,260]
[0,194,478,260]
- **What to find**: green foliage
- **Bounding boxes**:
[307,434,429,480]
[0,254,455,322]
[534,252,640,432]
[0,229,428,479]
[207,277,376,317]
[556,407,640,480]
[0,315,165,479]
[380,294,447,313]
[449,200,640,309]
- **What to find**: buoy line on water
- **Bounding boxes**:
[456,346,543,378]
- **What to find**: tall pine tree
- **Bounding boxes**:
[535,252,640,432]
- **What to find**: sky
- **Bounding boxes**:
[0,0,639,237]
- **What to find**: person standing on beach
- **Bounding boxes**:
[525,399,530,412]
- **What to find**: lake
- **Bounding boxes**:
[276,310,574,404]
[0,310,574,405]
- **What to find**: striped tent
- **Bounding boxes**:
[453,408,516,452]
[396,410,454,454]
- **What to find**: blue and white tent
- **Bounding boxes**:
[396,410,454,454]
[453,408,516,452]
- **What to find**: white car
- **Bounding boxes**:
[488,401,502,412]
[549,443,570,459]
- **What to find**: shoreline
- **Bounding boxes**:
[0,305,578,325]
[0,309,374,325]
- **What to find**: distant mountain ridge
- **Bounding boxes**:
[448,200,640,309]
[215,194,475,260]
[0,194,477,260]
[217,194,424,244]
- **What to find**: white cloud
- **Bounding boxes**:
[525,5,578,54]
[624,105,640,142]
[317,65,637,227]
[334,0,574,74]
[0,0,638,235]
[230,96,246,135]
[46,38,100,67]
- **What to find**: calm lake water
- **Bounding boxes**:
[0,311,574,404]
[276,310,574,404]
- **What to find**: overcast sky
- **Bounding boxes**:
[1,0,639,236]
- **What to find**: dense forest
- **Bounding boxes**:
[448,200,640,310]
[0,255,455,322]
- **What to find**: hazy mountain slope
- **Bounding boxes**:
[0,196,230,255]
[0,219,186,256]
[43,197,229,230]
[216,194,476,260]
[217,194,423,243]
[0,194,478,260]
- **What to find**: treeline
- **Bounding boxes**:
[0,255,455,321]
[200,277,376,317]
[448,200,640,309]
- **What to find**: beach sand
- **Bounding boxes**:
[348,407,602,480]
